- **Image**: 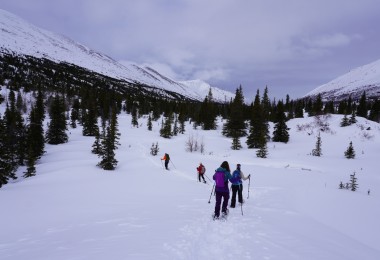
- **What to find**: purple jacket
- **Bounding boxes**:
[213,167,233,192]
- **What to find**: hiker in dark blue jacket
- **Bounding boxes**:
[230,164,250,208]
[212,161,233,219]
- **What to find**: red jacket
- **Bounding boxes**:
[197,164,205,174]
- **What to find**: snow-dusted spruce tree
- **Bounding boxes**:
[231,135,242,150]
[131,104,138,127]
[222,85,246,138]
[344,141,355,159]
[312,132,322,156]
[91,128,102,155]
[247,90,268,148]
[256,139,268,158]
[160,113,173,138]
[147,113,153,131]
[340,114,350,127]
[350,172,358,191]
[97,107,120,170]
[45,95,68,145]
[349,111,357,124]
[272,100,289,143]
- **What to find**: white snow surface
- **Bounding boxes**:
[0,9,234,102]
[1,88,380,259]
[305,59,380,99]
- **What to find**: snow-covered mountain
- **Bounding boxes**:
[305,59,380,101]
[0,9,234,102]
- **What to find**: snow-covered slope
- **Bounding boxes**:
[1,101,379,259]
[0,9,234,102]
[305,59,380,101]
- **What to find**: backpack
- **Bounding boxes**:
[231,170,241,185]
[165,153,170,160]
[214,171,225,188]
[201,165,206,174]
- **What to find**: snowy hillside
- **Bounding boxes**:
[1,93,379,259]
[0,9,234,102]
[305,59,380,101]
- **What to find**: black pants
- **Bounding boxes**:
[165,160,169,169]
[214,191,229,217]
[230,184,243,207]
[198,173,206,182]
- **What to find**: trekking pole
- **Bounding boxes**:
[170,160,176,169]
[208,183,215,203]
[204,174,212,182]
[247,176,251,199]
[240,185,244,216]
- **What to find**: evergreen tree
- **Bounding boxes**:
[147,113,153,131]
[45,95,68,144]
[0,114,13,187]
[350,172,358,191]
[337,100,347,114]
[340,114,350,127]
[4,91,26,168]
[344,141,355,159]
[131,103,138,127]
[256,139,268,158]
[173,114,179,136]
[198,89,217,130]
[97,108,120,170]
[82,99,99,136]
[160,114,173,138]
[312,94,323,116]
[368,99,380,122]
[35,89,46,123]
[178,106,186,134]
[272,101,289,143]
[231,135,242,150]
[247,90,269,148]
[261,86,271,121]
[312,132,322,156]
[26,105,45,161]
[294,100,304,118]
[91,128,102,155]
[324,101,335,114]
[222,86,246,138]
[356,91,367,118]
[23,146,36,178]
[97,125,118,170]
[349,111,357,124]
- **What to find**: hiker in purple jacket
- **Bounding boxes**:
[212,161,233,219]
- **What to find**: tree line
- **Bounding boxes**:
[1,52,380,188]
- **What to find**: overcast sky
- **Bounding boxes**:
[1,0,380,101]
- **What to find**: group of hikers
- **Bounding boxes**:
[161,153,251,220]
[212,161,250,219]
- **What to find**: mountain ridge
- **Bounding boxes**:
[0,9,234,102]
[304,59,380,101]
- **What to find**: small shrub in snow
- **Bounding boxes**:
[150,142,159,156]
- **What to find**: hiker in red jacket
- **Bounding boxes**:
[196,163,207,183]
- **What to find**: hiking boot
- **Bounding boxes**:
[222,209,229,216]
[212,214,219,220]
[230,205,235,208]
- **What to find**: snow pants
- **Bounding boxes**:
[230,184,243,207]
[214,191,229,217]
[198,173,206,182]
